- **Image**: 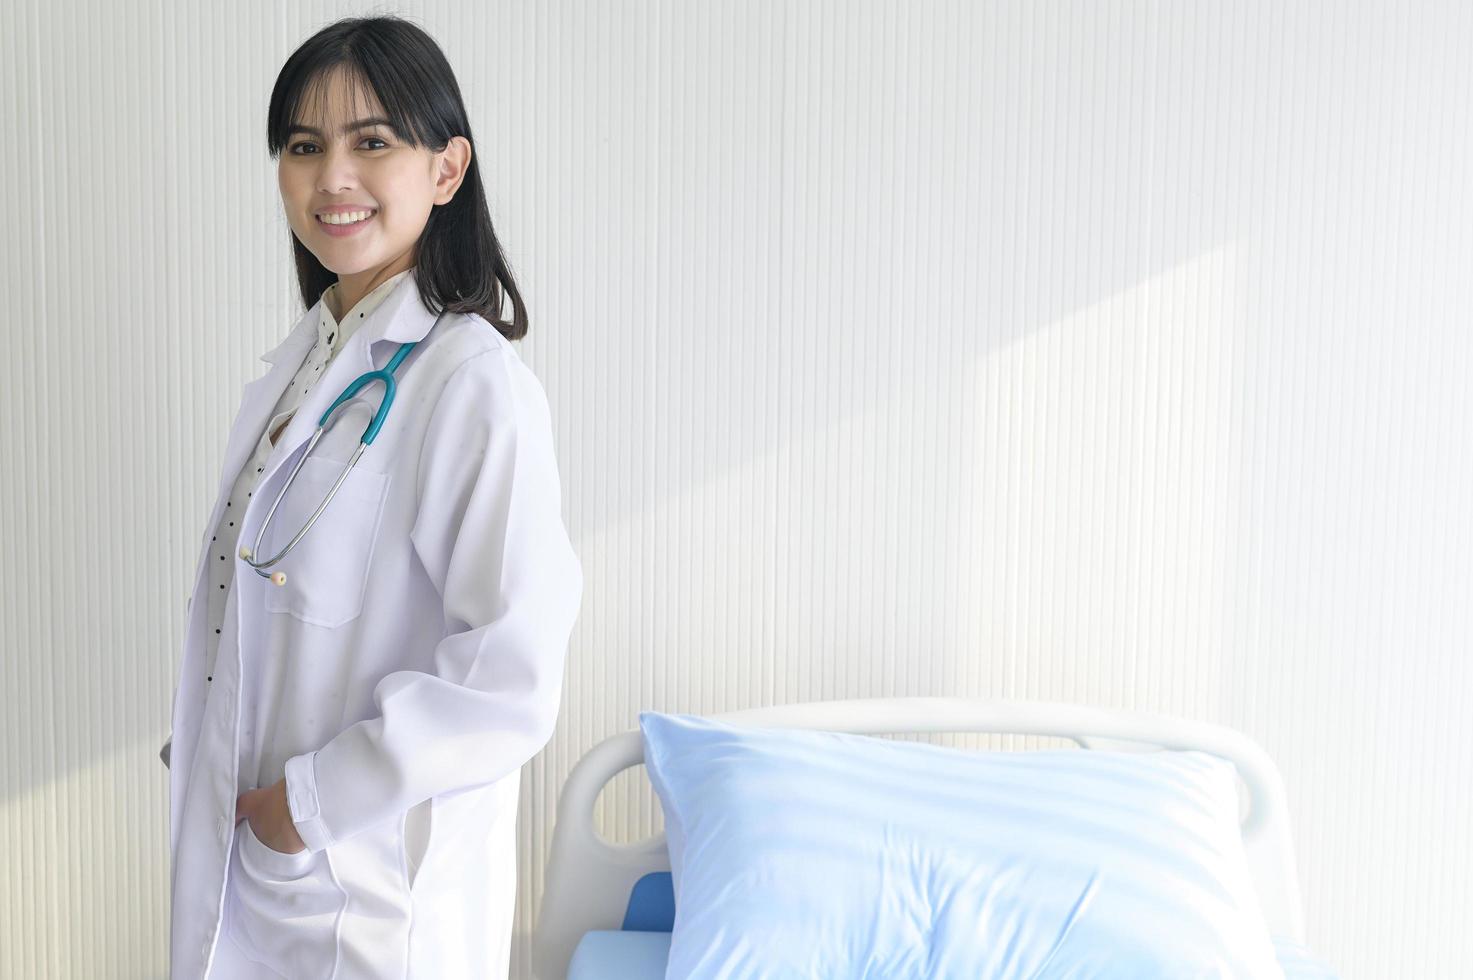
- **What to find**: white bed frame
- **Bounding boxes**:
[533,697,1306,980]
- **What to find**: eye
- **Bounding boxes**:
[288,137,390,155]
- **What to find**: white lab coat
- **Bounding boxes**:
[167,274,584,979]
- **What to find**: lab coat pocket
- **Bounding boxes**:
[228,818,346,979]
[261,453,390,629]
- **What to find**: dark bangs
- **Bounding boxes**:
[266,15,527,341]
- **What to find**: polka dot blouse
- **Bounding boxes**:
[201,269,412,686]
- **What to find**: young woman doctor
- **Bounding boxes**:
[165,16,583,980]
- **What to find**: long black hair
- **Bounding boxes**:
[266,15,527,341]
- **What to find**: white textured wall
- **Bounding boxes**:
[2,1,1468,977]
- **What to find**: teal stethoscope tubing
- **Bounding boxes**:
[239,305,453,584]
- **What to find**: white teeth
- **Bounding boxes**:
[318,210,375,225]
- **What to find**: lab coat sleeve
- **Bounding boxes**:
[283,347,583,852]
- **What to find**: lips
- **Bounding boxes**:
[315,210,377,237]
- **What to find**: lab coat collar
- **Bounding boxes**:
[258,267,439,367]
[354,267,444,371]
[241,268,445,508]
[259,303,320,365]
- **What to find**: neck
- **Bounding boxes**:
[328,256,413,320]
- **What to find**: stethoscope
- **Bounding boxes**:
[238,304,455,586]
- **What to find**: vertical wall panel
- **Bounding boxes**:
[1,1,1467,976]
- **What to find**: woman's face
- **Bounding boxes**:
[277,66,471,282]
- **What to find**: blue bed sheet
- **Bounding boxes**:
[565,930,1340,979]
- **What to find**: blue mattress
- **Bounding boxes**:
[566,930,1340,979]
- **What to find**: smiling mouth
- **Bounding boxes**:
[316,209,377,226]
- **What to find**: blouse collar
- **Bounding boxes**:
[318,268,414,358]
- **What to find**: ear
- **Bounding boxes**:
[434,136,473,206]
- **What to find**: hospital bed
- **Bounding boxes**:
[533,697,1338,979]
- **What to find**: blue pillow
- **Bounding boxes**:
[640,711,1285,979]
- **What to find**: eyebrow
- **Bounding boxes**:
[286,117,394,138]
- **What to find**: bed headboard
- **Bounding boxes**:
[533,697,1305,980]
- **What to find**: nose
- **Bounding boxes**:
[314,144,362,195]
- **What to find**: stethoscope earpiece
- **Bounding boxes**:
[238,545,288,586]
